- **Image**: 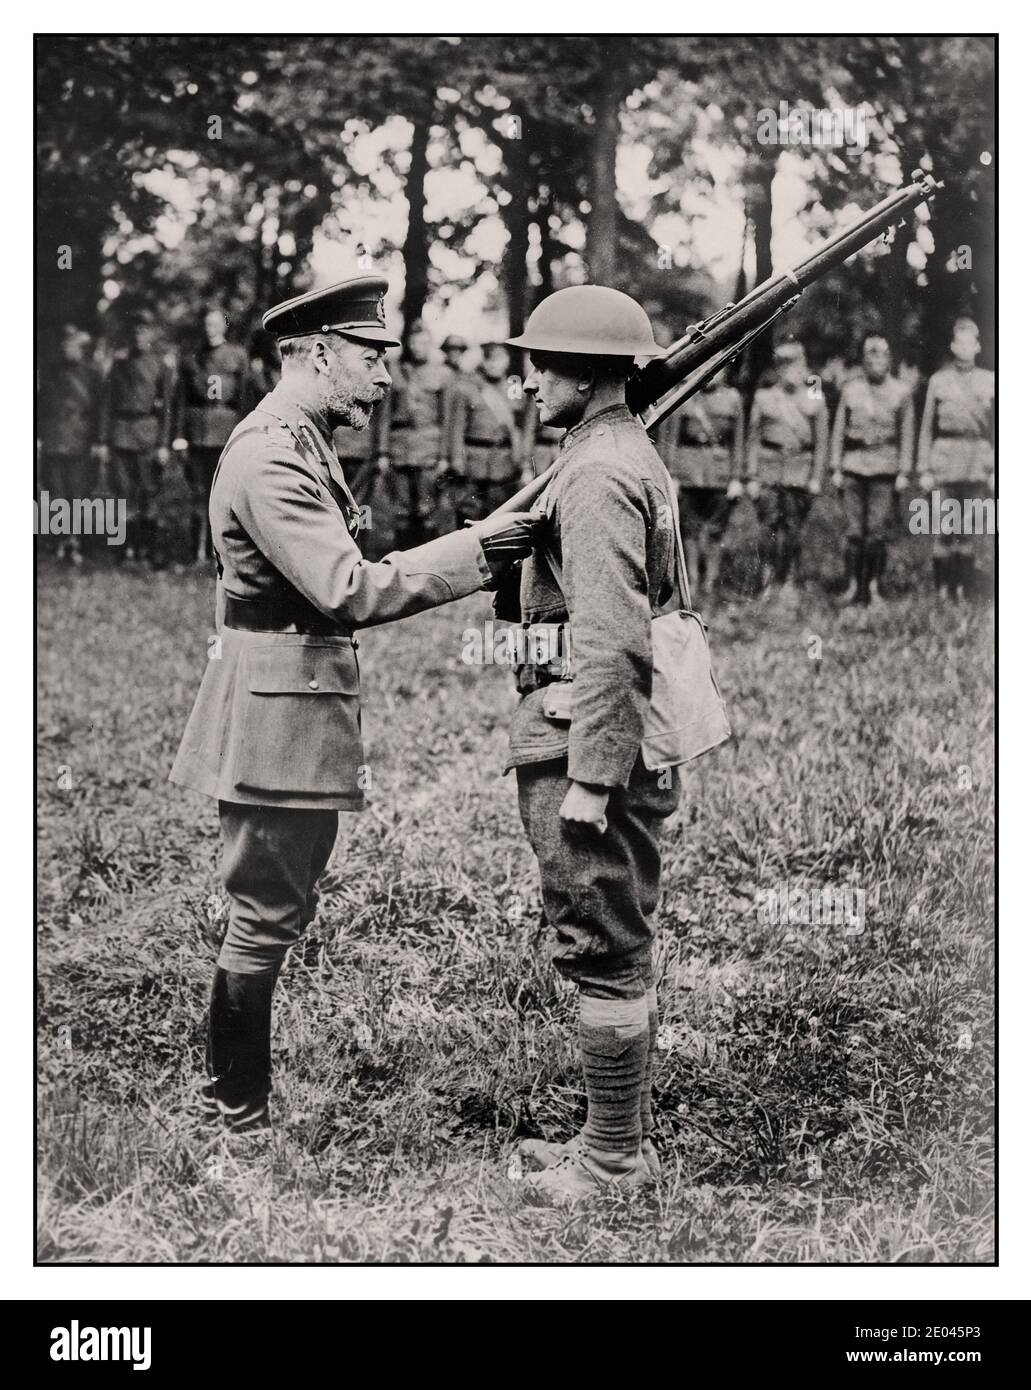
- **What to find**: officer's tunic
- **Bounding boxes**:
[170,380,491,814]
[504,404,680,1000]
[170,380,492,974]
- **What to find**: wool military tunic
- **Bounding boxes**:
[37,360,101,457]
[920,362,995,484]
[170,381,491,812]
[506,404,678,785]
[448,372,521,482]
[659,382,744,487]
[101,350,176,453]
[374,360,451,469]
[835,374,913,477]
[749,383,825,488]
[176,341,254,449]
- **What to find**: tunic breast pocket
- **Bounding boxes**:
[233,642,364,797]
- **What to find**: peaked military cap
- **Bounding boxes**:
[262,275,401,348]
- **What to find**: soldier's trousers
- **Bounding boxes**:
[217,802,339,976]
[931,479,987,560]
[516,754,680,1001]
[392,466,436,545]
[185,446,223,553]
[841,474,896,544]
[756,484,813,582]
[109,449,160,554]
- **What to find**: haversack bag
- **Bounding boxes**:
[538,463,731,769]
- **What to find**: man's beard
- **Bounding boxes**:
[329,393,380,431]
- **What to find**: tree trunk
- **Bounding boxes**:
[742,146,777,393]
[586,53,621,283]
[501,115,530,348]
[400,111,431,342]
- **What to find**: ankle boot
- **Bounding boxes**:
[207,967,276,1131]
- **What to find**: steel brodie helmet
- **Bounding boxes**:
[505,286,665,359]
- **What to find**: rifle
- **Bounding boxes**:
[488,170,941,515]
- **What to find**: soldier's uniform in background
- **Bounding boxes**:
[176,338,254,561]
[100,344,175,561]
[374,359,450,545]
[831,373,914,601]
[747,380,828,586]
[917,360,995,595]
[447,369,522,522]
[655,379,744,592]
[37,350,102,549]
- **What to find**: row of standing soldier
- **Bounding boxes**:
[37,307,994,603]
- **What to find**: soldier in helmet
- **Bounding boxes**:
[829,333,915,605]
[916,316,995,600]
[745,340,828,593]
[97,307,176,564]
[440,333,468,377]
[446,342,523,523]
[373,321,450,546]
[655,369,745,596]
[169,275,538,1133]
[500,285,682,1204]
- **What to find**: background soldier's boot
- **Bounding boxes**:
[955,552,976,600]
[855,539,871,605]
[523,994,654,1203]
[207,967,276,1132]
[945,552,962,600]
[866,540,887,605]
[840,538,861,605]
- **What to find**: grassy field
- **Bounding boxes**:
[36,541,994,1264]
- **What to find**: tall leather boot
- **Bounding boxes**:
[841,538,861,605]
[206,967,277,1132]
[865,540,886,605]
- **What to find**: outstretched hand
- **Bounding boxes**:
[473,511,540,586]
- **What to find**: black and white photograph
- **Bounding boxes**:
[32,27,1001,1291]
